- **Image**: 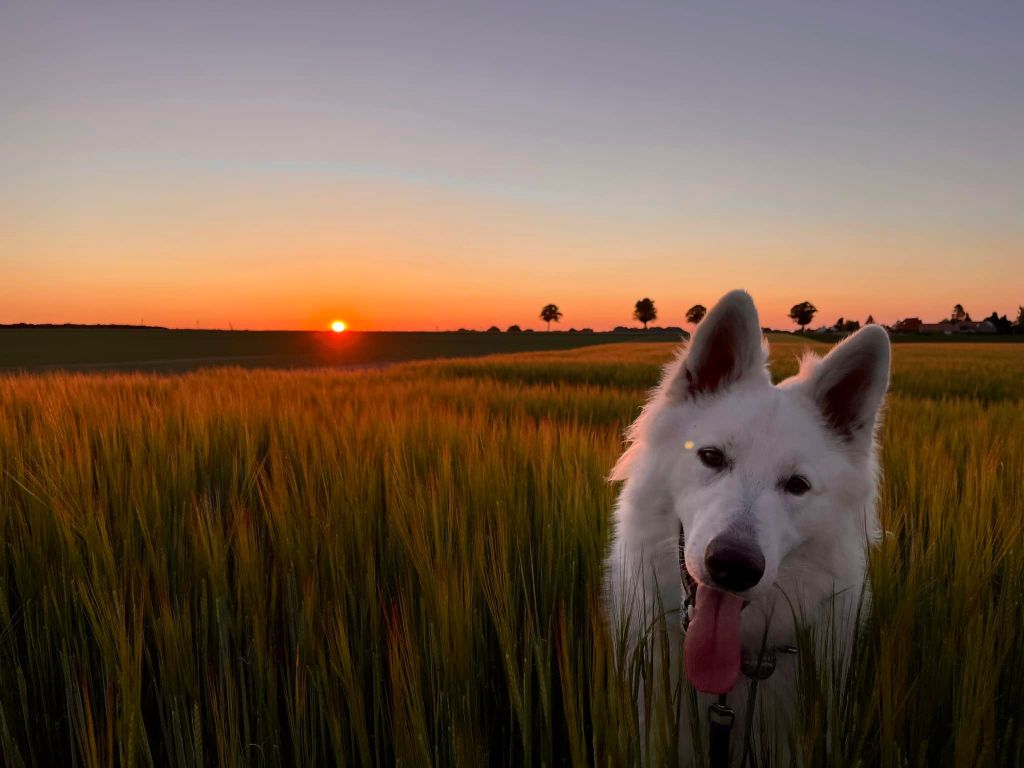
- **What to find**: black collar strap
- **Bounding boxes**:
[678,525,698,631]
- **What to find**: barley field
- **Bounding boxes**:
[0,337,1022,766]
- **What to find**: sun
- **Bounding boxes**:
[330,320,347,333]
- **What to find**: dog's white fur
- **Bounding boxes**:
[606,290,890,764]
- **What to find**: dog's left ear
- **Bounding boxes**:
[805,324,891,445]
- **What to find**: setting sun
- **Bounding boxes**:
[331,320,346,333]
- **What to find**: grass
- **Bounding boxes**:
[0,338,1022,766]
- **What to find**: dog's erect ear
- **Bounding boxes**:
[806,324,890,444]
[669,290,767,400]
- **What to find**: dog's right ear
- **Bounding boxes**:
[668,290,768,400]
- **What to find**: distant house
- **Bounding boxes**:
[892,317,922,333]
[611,325,688,338]
[918,319,996,335]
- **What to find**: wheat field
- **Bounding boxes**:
[1,337,1022,766]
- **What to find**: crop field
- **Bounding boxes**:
[0,329,680,373]
[0,337,1022,766]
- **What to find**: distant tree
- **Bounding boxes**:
[1018,306,1024,329]
[984,312,1014,334]
[865,315,875,325]
[633,298,657,330]
[841,319,861,333]
[686,304,707,325]
[833,317,845,331]
[506,324,522,333]
[539,303,563,332]
[789,301,818,333]
[951,304,967,323]
[487,325,501,333]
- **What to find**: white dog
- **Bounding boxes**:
[606,290,890,765]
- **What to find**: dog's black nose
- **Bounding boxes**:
[704,537,765,593]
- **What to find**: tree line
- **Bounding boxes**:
[787,302,1024,334]
[529,298,703,332]
[516,300,1024,335]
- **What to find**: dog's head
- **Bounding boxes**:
[613,290,889,687]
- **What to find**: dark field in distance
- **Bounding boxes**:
[0,328,681,373]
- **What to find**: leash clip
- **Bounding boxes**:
[709,701,735,727]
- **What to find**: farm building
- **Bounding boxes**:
[891,317,998,335]
[919,319,997,334]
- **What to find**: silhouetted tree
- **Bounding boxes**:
[487,325,501,333]
[865,315,875,325]
[984,312,1013,334]
[789,301,818,333]
[686,304,707,325]
[951,304,967,323]
[833,317,845,331]
[540,303,562,332]
[1017,306,1024,330]
[633,298,657,330]
[506,324,522,333]
[841,319,861,333]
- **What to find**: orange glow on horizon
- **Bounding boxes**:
[331,320,347,333]
[4,179,1019,332]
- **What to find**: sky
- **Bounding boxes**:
[2,1,1022,331]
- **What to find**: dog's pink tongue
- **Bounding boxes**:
[684,585,745,694]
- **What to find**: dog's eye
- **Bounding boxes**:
[697,447,727,470]
[784,475,811,495]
